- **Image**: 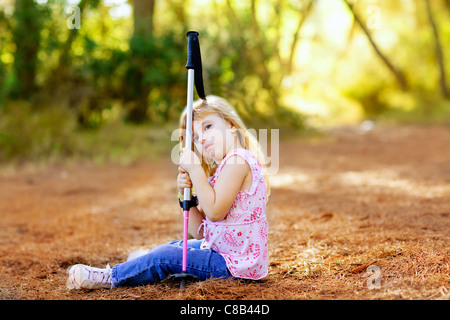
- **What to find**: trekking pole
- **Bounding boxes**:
[169,31,205,291]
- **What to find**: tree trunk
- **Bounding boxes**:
[133,0,155,37]
[424,0,449,99]
[343,0,408,91]
[249,0,282,111]
[10,0,42,99]
[52,0,88,86]
[287,0,314,75]
[125,0,156,123]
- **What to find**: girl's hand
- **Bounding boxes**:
[177,166,192,195]
[179,147,201,173]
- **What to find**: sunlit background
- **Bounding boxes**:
[0,0,449,164]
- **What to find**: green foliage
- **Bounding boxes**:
[0,0,449,165]
[122,32,186,123]
[0,102,77,162]
[0,101,174,165]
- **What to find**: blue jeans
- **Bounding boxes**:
[111,239,232,287]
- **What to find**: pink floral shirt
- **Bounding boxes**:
[199,148,269,280]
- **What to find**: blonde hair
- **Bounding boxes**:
[179,95,270,197]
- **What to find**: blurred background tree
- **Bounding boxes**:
[0,0,449,163]
[9,0,44,99]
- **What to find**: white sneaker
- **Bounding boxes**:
[66,264,113,290]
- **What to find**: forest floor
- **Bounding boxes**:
[0,124,449,300]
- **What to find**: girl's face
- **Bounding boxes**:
[193,114,240,163]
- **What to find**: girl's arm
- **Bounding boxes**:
[181,151,250,222]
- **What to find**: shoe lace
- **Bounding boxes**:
[89,264,112,286]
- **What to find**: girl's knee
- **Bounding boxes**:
[167,240,183,247]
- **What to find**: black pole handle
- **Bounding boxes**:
[186,31,199,70]
[186,31,206,99]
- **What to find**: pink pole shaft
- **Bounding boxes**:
[182,210,189,272]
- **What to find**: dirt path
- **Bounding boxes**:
[0,124,449,300]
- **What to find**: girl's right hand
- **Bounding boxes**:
[177,166,193,195]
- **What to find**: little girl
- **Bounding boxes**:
[67,96,269,289]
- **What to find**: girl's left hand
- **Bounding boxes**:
[179,147,201,173]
